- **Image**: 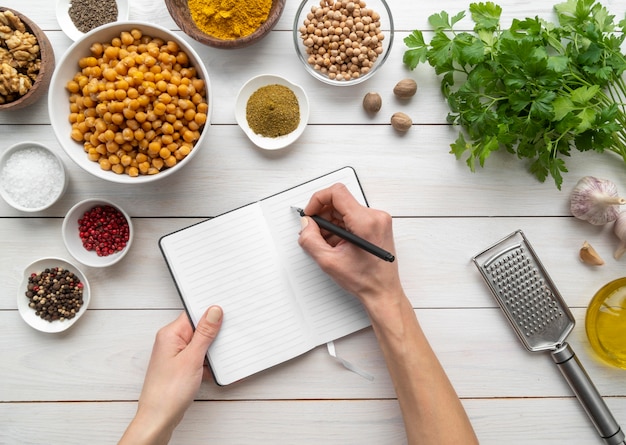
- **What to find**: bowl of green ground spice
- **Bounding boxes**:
[56,0,129,41]
[165,0,286,49]
[235,74,309,150]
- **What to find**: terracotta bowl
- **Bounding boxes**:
[0,7,55,111]
[165,0,286,49]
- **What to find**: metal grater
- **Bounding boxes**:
[472,229,574,352]
[473,230,625,445]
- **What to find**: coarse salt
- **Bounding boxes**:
[0,146,64,209]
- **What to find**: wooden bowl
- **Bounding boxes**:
[165,0,286,49]
[0,7,55,111]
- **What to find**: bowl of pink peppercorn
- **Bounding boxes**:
[62,198,133,267]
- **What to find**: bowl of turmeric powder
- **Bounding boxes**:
[165,0,286,49]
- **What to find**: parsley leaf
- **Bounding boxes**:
[403,0,626,189]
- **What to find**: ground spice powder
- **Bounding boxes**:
[188,0,272,40]
[246,84,300,138]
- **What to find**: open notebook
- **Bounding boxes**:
[159,167,372,385]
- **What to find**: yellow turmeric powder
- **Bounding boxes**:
[188,0,273,40]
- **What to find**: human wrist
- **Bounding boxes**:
[361,286,411,328]
[119,406,178,445]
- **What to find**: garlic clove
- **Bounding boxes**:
[613,212,626,260]
[580,241,605,266]
[570,176,626,225]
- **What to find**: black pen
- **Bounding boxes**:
[292,206,395,262]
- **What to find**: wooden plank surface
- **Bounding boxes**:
[1,0,625,443]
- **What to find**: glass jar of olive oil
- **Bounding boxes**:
[585,277,626,369]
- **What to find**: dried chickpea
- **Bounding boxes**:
[65,29,209,177]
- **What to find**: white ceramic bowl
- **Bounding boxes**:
[63,198,134,267]
[56,0,130,41]
[235,74,309,150]
[49,21,212,184]
[18,257,90,333]
[0,141,67,212]
[293,0,394,86]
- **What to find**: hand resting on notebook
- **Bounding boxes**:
[119,183,478,445]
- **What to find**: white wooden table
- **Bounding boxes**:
[1,0,625,443]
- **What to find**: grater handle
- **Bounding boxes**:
[551,343,625,445]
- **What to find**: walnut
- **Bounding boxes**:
[0,11,26,33]
[6,30,38,53]
[0,25,12,41]
[0,62,17,95]
[16,72,31,94]
[26,59,40,80]
[0,10,41,103]
[0,47,10,64]
[0,62,32,96]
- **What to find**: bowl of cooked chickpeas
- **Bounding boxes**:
[48,21,211,183]
[293,0,394,85]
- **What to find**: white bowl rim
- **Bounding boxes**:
[17,257,91,333]
[0,141,67,212]
[48,20,212,184]
[62,198,134,267]
[56,0,130,41]
[292,0,395,86]
[235,74,309,150]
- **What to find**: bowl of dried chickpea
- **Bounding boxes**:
[293,0,394,85]
[48,21,212,184]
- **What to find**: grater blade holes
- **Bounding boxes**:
[486,246,564,337]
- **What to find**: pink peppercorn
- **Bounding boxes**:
[78,205,130,257]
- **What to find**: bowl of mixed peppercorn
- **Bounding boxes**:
[18,257,91,333]
[165,0,286,49]
[62,198,133,268]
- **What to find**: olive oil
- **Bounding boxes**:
[586,278,626,369]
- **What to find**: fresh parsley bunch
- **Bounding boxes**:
[404,0,626,189]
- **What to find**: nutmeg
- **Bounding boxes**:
[362,92,382,113]
[391,112,412,132]
[393,78,417,99]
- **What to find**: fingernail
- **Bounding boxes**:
[300,216,309,229]
[206,306,222,324]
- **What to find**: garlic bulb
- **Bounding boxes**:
[570,176,626,225]
[614,212,626,259]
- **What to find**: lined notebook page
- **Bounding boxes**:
[160,167,371,385]
[260,167,370,345]
[160,203,309,385]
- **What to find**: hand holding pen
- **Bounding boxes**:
[296,182,403,308]
[292,206,395,262]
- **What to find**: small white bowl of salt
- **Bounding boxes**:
[0,141,67,212]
